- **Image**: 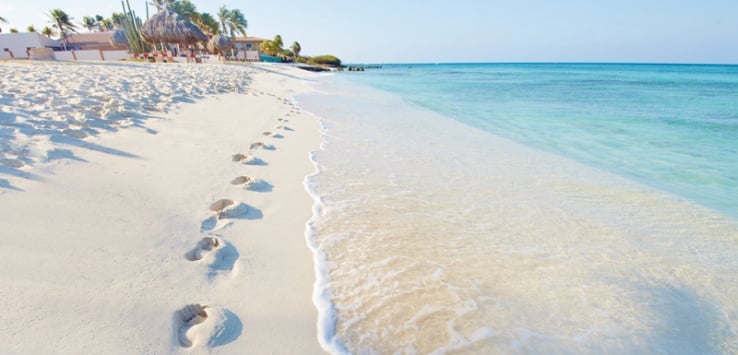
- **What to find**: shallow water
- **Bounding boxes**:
[348,63,738,218]
[300,68,738,354]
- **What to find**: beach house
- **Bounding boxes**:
[0,32,60,59]
[65,32,119,51]
[232,36,267,61]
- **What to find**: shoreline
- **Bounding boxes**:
[0,61,326,353]
[298,72,738,353]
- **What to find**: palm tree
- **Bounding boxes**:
[110,12,126,28]
[0,15,7,33]
[171,0,197,21]
[100,18,114,31]
[291,41,301,59]
[228,9,247,37]
[81,16,97,31]
[217,6,230,35]
[41,26,54,37]
[81,15,106,31]
[94,15,104,31]
[272,35,283,49]
[48,9,78,50]
[217,6,247,38]
[195,12,219,35]
[27,25,37,32]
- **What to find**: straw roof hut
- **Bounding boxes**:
[110,27,128,48]
[207,34,234,54]
[139,7,207,46]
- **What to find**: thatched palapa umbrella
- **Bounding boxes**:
[110,27,129,48]
[139,7,207,51]
[206,34,234,54]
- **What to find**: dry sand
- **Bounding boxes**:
[0,61,326,354]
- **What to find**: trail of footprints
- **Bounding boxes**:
[175,91,300,348]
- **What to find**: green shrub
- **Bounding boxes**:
[308,55,341,67]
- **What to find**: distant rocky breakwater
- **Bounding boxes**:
[297,64,382,72]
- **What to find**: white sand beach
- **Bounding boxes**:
[0,61,325,354]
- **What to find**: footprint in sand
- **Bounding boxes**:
[232,153,266,165]
[231,176,273,192]
[209,198,249,219]
[201,199,263,231]
[244,156,267,165]
[185,236,222,261]
[262,132,284,139]
[230,175,255,186]
[232,153,248,162]
[249,142,265,150]
[207,241,240,279]
[186,236,240,278]
[176,304,209,347]
[249,142,275,150]
[276,125,294,131]
[175,305,243,348]
[277,118,288,122]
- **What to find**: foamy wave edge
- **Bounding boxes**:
[302,110,349,354]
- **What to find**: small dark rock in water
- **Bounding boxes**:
[297,65,331,72]
[335,65,382,72]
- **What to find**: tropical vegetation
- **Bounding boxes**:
[48,9,78,50]
[81,15,109,32]
[260,35,284,57]
[291,41,301,59]
[1,0,337,65]
[260,35,339,66]
[216,6,247,37]
[121,0,150,53]
[308,55,342,67]
[195,13,219,35]
[41,26,54,38]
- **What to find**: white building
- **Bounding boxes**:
[0,33,61,59]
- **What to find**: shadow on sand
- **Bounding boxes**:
[208,242,240,279]
[246,180,274,193]
[207,309,243,347]
[200,203,264,232]
[0,178,22,191]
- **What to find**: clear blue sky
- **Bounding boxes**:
[1,0,737,64]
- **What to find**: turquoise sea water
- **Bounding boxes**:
[300,64,738,353]
[347,63,738,218]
